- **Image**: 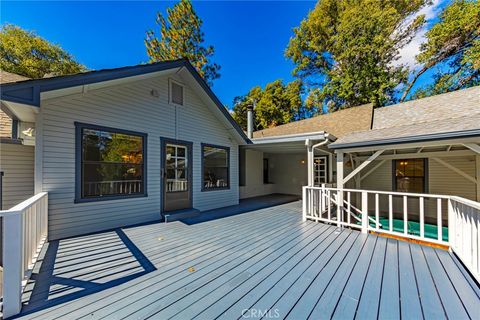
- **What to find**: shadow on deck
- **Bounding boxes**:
[15,199,480,320]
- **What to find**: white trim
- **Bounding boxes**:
[354,149,475,161]
[431,157,477,184]
[464,143,480,155]
[344,150,384,184]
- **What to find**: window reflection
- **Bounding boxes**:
[81,128,144,198]
[203,145,229,190]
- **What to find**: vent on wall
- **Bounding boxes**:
[170,81,184,106]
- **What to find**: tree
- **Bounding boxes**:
[0,24,85,78]
[232,79,307,131]
[145,0,220,86]
[285,0,429,109]
[402,0,480,100]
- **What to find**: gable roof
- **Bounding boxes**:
[252,103,373,140]
[0,59,250,144]
[330,86,480,149]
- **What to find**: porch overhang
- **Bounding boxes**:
[244,131,336,154]
[330,131,480,154]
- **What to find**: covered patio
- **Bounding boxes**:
[14,198,480,319]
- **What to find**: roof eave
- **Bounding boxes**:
[329,129,480,150]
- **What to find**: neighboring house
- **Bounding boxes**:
[0,70,34,210]
[0,60,248,240]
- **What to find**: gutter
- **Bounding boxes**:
[329,129,480,150]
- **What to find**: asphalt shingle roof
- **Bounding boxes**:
[330,86,480,149]
[252,104,373,139]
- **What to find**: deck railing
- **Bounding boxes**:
[302,185,479,282]
[0,192,48,318]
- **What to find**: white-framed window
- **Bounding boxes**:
[169,79,184,106]
[314,156,328,186]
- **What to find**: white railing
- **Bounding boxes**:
[302,185,480,282]
[0,192,48,318]
[449,196,480,283]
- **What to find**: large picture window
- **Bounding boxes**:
[202,144,229,191]
[394,159,427,193]
[75,123,147,202]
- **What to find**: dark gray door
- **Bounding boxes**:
[163,142,192,212]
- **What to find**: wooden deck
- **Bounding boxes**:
[16,198,480,319]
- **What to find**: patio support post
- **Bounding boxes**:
[361,191,368,233]
[336,151,344,226]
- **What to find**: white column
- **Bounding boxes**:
[336,151,344,189]
[336,151,344,225]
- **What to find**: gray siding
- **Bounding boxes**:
[40,75,239,240]
[0,142,34,209]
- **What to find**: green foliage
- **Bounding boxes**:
[0,24,85,78]
[285,0,428,108]
[232,79,308,131]
[406,0,480,99]
[145,0,220,86]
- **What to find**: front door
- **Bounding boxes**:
[163,141,192,212]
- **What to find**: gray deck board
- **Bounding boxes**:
[398,241,422,320]
[355,236,387,319]
[15,196,480,320]
[378,238,400,320]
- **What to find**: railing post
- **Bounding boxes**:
[2,212,24,318]
[361,191,368,234]
[302,186,307,222]
[448,198,455,248]
[321,184,326,213]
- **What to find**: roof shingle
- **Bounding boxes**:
[252,104,373,139]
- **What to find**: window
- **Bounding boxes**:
[75,123,147,202]
[202,144,229,191]
[394,159,426,193]
[314,156,328,186]
[263,158,269,184]
[170,80,184,106]
[165,144,188,192]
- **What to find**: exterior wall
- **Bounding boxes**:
[268,153,307,196]
[239,149,275,199]
[39,75,239,240]
[0,110,13,138]
[0,142,34,209]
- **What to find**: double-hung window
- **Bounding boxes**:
[393,158,427,193]
[75,123,147,202]
[202,144,229,191]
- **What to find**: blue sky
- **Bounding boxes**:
[1,1,445,108]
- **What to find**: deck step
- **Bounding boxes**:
[163,208,200,222]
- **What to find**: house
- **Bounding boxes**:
[0,60,479,318]
[0,60,249,241]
